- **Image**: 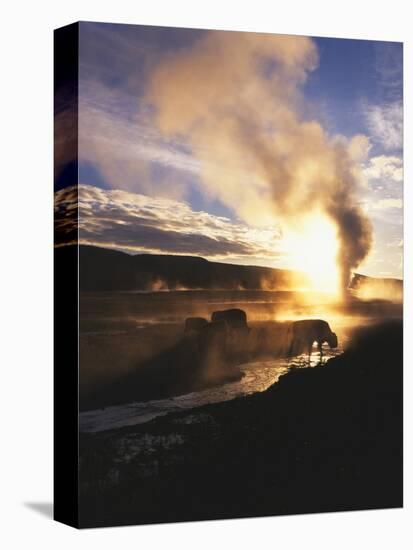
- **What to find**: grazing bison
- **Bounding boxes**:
[184,317,208,333]
[211,308,248,330]
[289,319,338,359]
[211,308,250,362]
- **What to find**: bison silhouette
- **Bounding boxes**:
[211,308,248,330]
[184,317,208,333]
[289,319,338,359]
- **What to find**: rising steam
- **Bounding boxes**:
[145,31,372,293]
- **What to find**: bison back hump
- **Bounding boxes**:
[211,308,248,329]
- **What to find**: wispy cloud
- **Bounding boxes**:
[374,42,403,103]
[365,101,403,151]
[55,184,284,265]
[78,85,201,198]
[364,155,403,183]
[372,198,402,210]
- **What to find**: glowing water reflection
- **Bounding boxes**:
[80,344,343,434]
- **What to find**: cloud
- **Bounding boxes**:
[364,155,403,183]
[54,103,78,185]
[54,27,404,282]
[73,25,215,199]
[374,42,403,102]
[372,198,402,210]
[77,84,200,198]
[55,184,284,264]
[386,238,403,248]
[361,193,402,229]
[365,101,403,151]
[361,155,402,227]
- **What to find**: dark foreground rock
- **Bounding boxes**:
[79,320,402,528]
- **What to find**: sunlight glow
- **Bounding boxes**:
[281,214,340,295]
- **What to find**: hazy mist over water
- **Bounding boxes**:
[79,289,401,430]
[80,289,401,334]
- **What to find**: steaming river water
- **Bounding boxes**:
[79,290,402,434]
[80,345,343,434]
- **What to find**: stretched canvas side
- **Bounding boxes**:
[54,22,80,529]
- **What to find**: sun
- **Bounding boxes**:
[281,214,340,295]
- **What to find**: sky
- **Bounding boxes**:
[55,22,403,279]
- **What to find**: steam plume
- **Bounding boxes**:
[145,31,372,292]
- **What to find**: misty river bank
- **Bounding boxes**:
[79,289,401,412]
[79,319,403,528]
[79,347,343,433]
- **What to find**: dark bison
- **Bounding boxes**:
[289,319,338,358]
[184,317,208,333]
[211,309,248,330]
[198,320,228,367]
[199,320,228,344]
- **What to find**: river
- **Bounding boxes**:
[79,343,343,433]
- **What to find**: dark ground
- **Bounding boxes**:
[78,320,403,528]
